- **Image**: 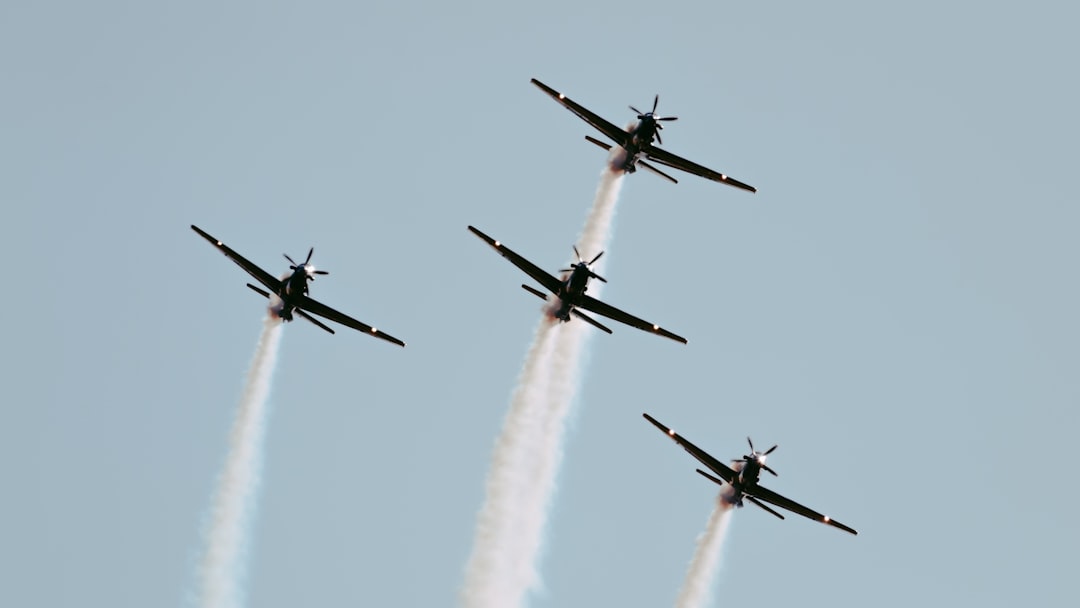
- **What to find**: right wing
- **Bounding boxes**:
[747,483,858,535]
[643,413,737,483]
[191,225,283,294]
[295,294,406,347]
[578,294,687,344]
[643,145,757,193]
[531,78,631,148]
[468,226,564,295]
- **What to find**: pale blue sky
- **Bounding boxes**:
[2,1,1077,606]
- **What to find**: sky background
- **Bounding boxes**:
[2,1,1077,606]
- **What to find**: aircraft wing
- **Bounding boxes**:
[578,295,687,344]
[643,413,737,483]
[531,78,631,148]
[191,225,283,294]
[468,226,564,296]
[643,145,757,193]
[746,483,858,535]
[295,295,406,347]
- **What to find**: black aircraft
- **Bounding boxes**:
[531,78,756,192]
[191,225,405,347]
[468,226,686,344]
[643,413,857,535]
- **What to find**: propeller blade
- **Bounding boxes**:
[284,253,297,266]
[657,116,678,121]
[314,270,329,275]
[765,444,778,455]
[655,130,663,145]
[747,437,755,452]
[559,268,574,273]
[304,247,314,265]
[763,465,779,477]
[589,250,604,265]
[652,94,659,114]
[629,104,643,116]
[573,245,583,264]
[590,272,608,283]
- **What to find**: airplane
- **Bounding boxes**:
[191,225,405,347]
[531,78,756,192]
[468,225,687,344]
[643,413,857,535]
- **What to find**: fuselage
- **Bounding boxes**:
[611,118,660,172]
[269,267,313,321]
[550,265,593,321]
[724,455,767,507]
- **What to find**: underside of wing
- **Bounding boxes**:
[468,226,564,295]
[296,295,406,347]
[578,294,687,344]
[191,225,283,293]
[643,146,757,193]
[643,413,737,483]
[748,484,858,535]
[531,78,631,148]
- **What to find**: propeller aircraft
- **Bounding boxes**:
[531,78,756,192]
[643,413,857,535]
[191,225,405,347]
[468,226,687,344]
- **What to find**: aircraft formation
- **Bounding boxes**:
[191,76,856,602]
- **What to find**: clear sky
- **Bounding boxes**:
[2,1,1077,606]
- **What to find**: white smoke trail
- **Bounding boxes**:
[675,496,735,608]
[461,167,625,608]
[526,166,624,552]
[461,319,557,608]
[197,316,283,608]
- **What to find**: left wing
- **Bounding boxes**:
[531,78,631,149]
[468,226,564,296]
[643,145,757,193]
[191,225,283,294]
[578,295,687,344]
[746,483,858,535]
[295,295,406,347]
[643,414,737,482]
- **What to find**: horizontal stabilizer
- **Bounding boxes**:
[584,135,613,151]
[638,160,678,184]
[747,496,786,520]
[572,309,613,334]
[246,283,271,298]
[521,284,548,300]
[295,308,335,334]
[696,468,726,487]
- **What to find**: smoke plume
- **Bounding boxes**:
[197,316,283,608]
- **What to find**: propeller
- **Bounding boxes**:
[284,248,329,279]
[559,246,607,282]
[630,94,678,144]
[744,437,779,476]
